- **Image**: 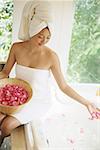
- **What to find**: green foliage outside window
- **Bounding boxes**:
[0,0,13,61]
[67,0,100,83]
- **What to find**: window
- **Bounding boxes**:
[67,0,100,83]
[0,0,13,62]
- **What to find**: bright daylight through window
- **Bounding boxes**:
[0,0,13,62]
[67,0,100,83]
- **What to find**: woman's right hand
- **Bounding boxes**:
[87,103,100,119]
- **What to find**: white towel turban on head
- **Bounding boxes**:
[18,0,53,41]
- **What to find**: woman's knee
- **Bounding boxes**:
[0,112,6,125]
[0,116,21,136]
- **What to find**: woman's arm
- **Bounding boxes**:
[50,52,100,118]
[0,43,16,79]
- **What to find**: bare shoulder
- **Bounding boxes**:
[12,41,25,49]
[44,46,60,69]
[44,46,58,60]
[11,41,26,54]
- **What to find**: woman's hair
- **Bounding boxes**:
[46,26,49,30]
[45,26,51,35]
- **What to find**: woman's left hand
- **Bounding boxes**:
[87,103,100,119]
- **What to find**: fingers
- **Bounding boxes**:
[96,108,100,111]
[95,107,100,119]
[96,111,100,119]
[91,112,97,119]
[91,111,100,119]
[88,104,100,119]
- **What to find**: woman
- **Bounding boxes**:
[0,1,100,146]
[0,26,100,146]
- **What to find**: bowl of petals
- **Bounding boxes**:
[0,78,32,114]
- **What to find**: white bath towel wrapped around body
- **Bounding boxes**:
[10,64,53,124]
[18,0,53,41]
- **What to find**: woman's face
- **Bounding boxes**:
[33,28,51,46]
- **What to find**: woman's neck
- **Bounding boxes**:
[27,40,43,53]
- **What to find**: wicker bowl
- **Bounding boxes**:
[0,78,33,115]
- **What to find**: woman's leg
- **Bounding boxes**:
[0,112,7,125]
[0,116,21,146]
